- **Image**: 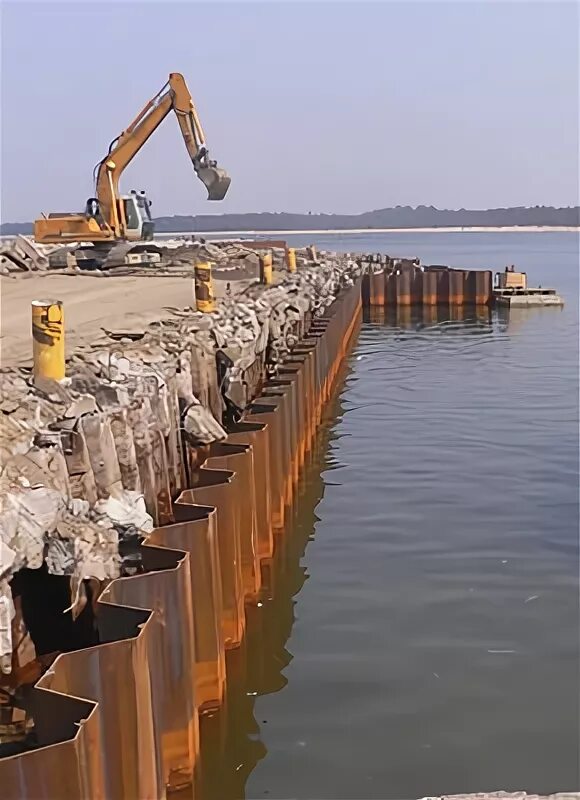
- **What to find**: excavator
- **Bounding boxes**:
[33,72,230,268]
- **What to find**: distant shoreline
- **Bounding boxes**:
[157,225,580,238]
[1,225,578,244]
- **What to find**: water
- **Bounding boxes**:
[199,232,579,799]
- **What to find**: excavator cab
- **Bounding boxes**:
[120,191,155,240]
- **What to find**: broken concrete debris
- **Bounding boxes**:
[0,243,363,675]
[0,239,570,800]
[0,234,270,274]
[0,235,52,274]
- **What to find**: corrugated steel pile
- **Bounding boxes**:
[361,254,493,307]
[0,245,367,797]
[0,241,512,798]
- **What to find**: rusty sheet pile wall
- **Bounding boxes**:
[361,254,492,308]
[0,239,500,798]
[0,244,363,799]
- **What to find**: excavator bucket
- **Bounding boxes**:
[196,164,231,201]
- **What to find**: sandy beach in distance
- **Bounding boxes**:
[158,225,580,238]
[1,226,577,243]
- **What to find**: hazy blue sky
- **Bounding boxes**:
[1,1,578,220]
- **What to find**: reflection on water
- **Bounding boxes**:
[195,234,578,799]
[364,304,567,335]
[196,399,347,800]
[364,305,492,328]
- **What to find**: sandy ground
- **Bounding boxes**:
[1,273,202,368]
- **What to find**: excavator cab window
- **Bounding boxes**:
[123,197,141,231]
[136,193,152,221]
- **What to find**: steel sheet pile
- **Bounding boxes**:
[0,244,364,798]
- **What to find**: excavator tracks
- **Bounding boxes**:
[75,242,163,270]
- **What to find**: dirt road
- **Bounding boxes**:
[1,274,197,367]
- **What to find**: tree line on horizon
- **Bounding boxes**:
[2,205,579,236]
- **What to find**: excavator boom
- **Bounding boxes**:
[34,72,230,245]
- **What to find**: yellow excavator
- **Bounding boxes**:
[34,72,230,268]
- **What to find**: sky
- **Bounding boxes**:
[1,0,578,221]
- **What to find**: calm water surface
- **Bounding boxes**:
[199,233,579,799]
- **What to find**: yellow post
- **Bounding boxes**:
[32,299,65,382]
[195,261,215,312]
[259,252,273,285]
[286,247,297,273]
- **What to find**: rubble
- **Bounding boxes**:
[0,235,52,273]
[1,241,567,799]
[0,234,272,274]
[0,244,365,673]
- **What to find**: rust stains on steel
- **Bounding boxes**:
[0,241,510,798]
[0,251,363,799]
[361,256,493,308]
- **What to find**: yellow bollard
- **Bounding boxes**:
[259,252,273,285]
[286,247,297,273]
[32,299,65,382]
[195,261,215,312]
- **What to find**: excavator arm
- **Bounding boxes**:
[34,72,230,244]
[96,72,230,235]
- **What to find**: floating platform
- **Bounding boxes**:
[493,287,564,307]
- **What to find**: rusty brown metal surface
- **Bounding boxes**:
[449,269,466,305]
[150,508,225,713]
[247,399,286,531]
[180,469,245,650]
[227,422,274,562]
[39,606,162,800]
[362,264,493,309]
[104,545,198,790]
[363,270,386,306]
[1,690,104,799]
[423,270,438,306]
[0,277,364,800]
[205,442,261,602]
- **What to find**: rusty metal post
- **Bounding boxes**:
[373,271,387,306]
[195,261,215,312]
[449,270,466,305]
[423,271,438,306]
[411,268,423,306]
[476,270,492,305]
[259,252,273,285]
[436,270,450,305]
[286,247,297,273]
[396,270,412,306]
[32,299,65,382]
